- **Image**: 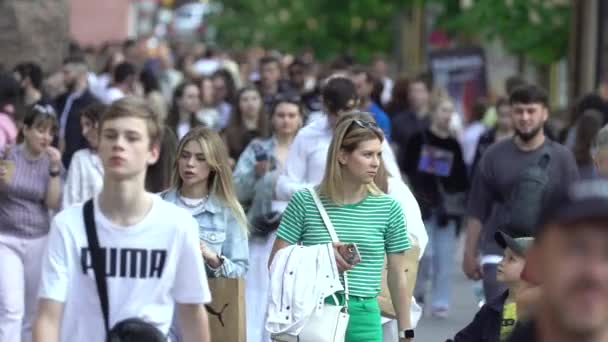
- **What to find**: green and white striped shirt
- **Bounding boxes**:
[276,189,410,298]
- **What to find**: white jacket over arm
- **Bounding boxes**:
[388,177,428,257]
[266,243,343,336]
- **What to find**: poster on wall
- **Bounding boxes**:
[429,46,488,123]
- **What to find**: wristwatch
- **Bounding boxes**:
[49,168,61,177]
[399,329,415,339]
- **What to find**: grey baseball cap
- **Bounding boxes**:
[495,230,534,256]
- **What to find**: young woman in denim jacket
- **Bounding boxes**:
[233,99,303,342]
[162,126,248,278]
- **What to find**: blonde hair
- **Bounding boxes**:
[172,126,248,232]
[429,88,453,117]
[319,112,384,204]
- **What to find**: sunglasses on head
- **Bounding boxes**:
[351,119,378,130]
[33,104,57,118]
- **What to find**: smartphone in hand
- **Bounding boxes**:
[338,243,361,266]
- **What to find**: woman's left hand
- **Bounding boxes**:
[200,241,222,268]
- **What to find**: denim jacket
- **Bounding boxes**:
[161,188,249,278]
[233,137,279,221]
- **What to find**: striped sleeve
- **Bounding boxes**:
[276,190,307,244]
[384,198,410,253]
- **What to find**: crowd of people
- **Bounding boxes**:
[1,36,608,342]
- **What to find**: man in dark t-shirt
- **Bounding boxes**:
[462,84,579,303]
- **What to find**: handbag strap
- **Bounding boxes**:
[307,187,350,304]
[83,200,111,333]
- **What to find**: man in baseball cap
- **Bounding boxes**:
[507,179,608,342]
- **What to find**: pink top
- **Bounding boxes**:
[0,113,17,152]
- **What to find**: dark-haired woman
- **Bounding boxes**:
[63,103,106,208]
[222,87,270,161]
[0,105,62,341]
[167,81,201,139]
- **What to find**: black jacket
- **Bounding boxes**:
[505,320,535,342]
[447,291,509,342]
[54,89,98,168]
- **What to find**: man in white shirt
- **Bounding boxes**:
[33,97,211,342]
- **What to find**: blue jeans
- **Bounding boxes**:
[413,215,456,311]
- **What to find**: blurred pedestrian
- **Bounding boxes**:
[351,66,391,140]
[234,99,304,342]
[0,72,20,151]
[256,56,297,114]
[593,125,608,178]
[13,62,49,107]
[507,179,608,342]
[403,93,469,318]
[55,55,97,168]
[391,73,433,166]
[167,81,200,139]
[222,86,270,162]
[471,97,514,176]
[139,68,168,123]
[0,105,62,341]
[194,76,221,131]
[62,102,106,208]
[102,62,137,104]
[463,84,579,303]
[572,109,603,179]
[211,69,237,129]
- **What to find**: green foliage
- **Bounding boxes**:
[209,0,412,62]
[433,0,570,65]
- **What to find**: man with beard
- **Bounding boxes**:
[462,84,579,303]
[54,55,97,168]
[507,179,608,342]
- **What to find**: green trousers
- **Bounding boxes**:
[327,294,382,342]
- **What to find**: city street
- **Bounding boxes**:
[416,238,479,342]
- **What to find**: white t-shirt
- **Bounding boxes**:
[39,194,211,342]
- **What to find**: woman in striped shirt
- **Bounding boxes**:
[269,113,411,342]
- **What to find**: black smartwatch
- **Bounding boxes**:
[49,169,61,177]
[399,329,415,339]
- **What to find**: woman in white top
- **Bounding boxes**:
[233,99,304,342]
[62,102,106,208]
[167,81,201,139]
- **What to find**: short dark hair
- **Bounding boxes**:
[13,62,43,90]
[321,76,358,114]
[259,56,281,68]
[509,84,549,107]
[79,102,107,124]
[113,62,137,84]
[351,66,377,85]
[411,72,433,91]
[505,75,527,96]
[0,72,20,109]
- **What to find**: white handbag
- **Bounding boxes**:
[271,187,350,342]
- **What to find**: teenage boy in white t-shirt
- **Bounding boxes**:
[33,97,211,342]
